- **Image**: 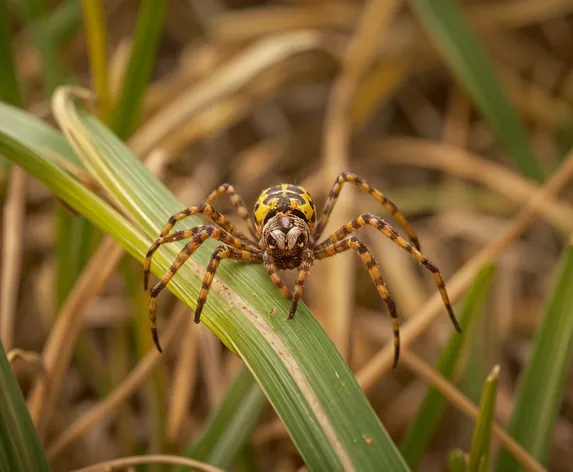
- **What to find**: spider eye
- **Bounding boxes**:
[267,235,276,248]
[296,234,306,247]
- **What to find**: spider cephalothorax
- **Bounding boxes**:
[144,172,461,368]
[261,213,311,270]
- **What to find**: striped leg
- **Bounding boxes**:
[144,225,259,290]
[158,203,254,242]
[315,237,401,368]
[288,251,314,320]
[315,213,461,334]
[194,246,261,324]
[262,253,292,301]
[313,172,420,250]
[147,226,260,352]
[206,183,258,239]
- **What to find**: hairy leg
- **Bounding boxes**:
[313,172,420,250]
[315,237,401,367]
[194,246,261,324]
[315,213,461,333]
[206,183,258,239]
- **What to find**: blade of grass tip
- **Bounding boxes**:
[495,242,573,472]
[47,0,81,46]
[468,365,500,472]
[111,0,168,140]
[449,449,468,472]
[0,341,50,472]
[81,0,110,122]
[173,365,267,471]
[51,87,410,471]
[408,0,545,182]
[399,263,497,469]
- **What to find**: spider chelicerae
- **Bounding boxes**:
[144,172,461,367]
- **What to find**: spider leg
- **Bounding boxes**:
[288,251,314,320]
[144,225,259,290]
[315,213,461,333]
[313,172,420,250]
[159,203,255,244]
[147,225,260,352]
[206,183,258,239]
[262,253,293,300]
[314,237,401,367]
[194,246,261,324]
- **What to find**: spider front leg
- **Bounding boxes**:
[262,253,293,301]
[147,225,260,352]
[194,246,261,324]
[206,183,258,239]
[313,172,420,250]
[288,251,314,320]
[315,237,401,367]
[158,203,256,247]
[315,213,461,333]
[144,224,259,290]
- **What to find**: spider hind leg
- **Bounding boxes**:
[315,237,401,368]
[315,213,461,334]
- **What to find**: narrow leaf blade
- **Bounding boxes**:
[409,0,544,182]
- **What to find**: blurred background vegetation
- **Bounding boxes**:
[1,0,573,471]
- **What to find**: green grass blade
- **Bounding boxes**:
[81,0,110,122]
[0,89,412,470]
[16,0,68,95]
[408,0,544,182]
[111,0,168,139]
[0,342,51,472]
[0,0,23,107]
[449,449,468,472]
[495,244,573,471]
[399,264,496,468]
[175,365,266,470]
[468,365,499,472]
[47,0,81,46]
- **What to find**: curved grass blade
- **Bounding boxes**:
[408,0,544,182]
[174,365,266,470]
[0,94,410,471]
[0,342,50,472]
[400,264,496,468]
[495,244,573,471]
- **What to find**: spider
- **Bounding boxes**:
[144,172,461,367]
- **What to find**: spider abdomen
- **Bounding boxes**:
[254,183,316,232]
